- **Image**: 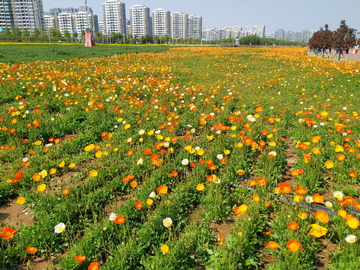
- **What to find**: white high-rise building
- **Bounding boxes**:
[8,0,45,31]
[130,4,150,37]
[152,8,170,37]
[103,0,126,36]
[0,0,13,28]
[75,11,90,33]
[245,25,265,38]
[98,19,106,34]
[188,14,202,39]
[171,11,187,39]
[274,29,285,40]
[202,28,221,41]
[58,12,74,35]
[44,15,56,32]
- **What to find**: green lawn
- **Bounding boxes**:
[0,43,172,63]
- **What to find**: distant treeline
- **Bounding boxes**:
[220,35,306,46]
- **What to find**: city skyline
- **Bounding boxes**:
[42,0,360,34]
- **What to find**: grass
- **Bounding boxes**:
[0,43,172,63]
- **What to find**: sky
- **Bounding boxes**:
[43,0,360,34]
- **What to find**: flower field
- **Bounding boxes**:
[0,46,360,270]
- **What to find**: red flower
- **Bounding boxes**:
[115,216,125,224]
[75,255,86,263]
[27,246,37,253]
[135,201,142,210]
[288,221,298,231]
[0,227,16,239]
[88,262,99,270]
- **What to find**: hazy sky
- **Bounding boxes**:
[43,0,360,34]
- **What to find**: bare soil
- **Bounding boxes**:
[0,198,34,229]
[282,137,298,187]
[316,238,339,270]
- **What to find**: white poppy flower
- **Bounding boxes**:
[333,191,344,200]
[54,222,66,233]
[305,196,313,203]
[109,213,117,221]
[181,159,189,165]
[163,217,173,228]
[345,235,357,243]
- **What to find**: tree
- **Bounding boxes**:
[332,20,356,48]
[13,27,22,40]
[80,30,86,43]
[95,32,102,43]
[73,32,79,42]
[322,24,333,48]
[21,28,30,41]
[31,28,40,41]
[64,30,71,42]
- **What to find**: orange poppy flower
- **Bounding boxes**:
[135,201,142,210]
[88,262,99,270]
[115,216,125,224]
[27,246,37,253]
[0,227,16,239]
[257,177,266,186]
[345,196,354,204]
[315,210,329,224]
[337,154,345,161]
[209,164,216,170]
[312,194,324,204]
[265,202,271,208]
[244,137,252,145]
[172,171,178,177]
[349,171,356,178]
[268,241,278,249]
[15,171,24,180]
[62,189,70,195]
[249,180,256,186]
[295,185,308,195]
[157,185,168,194]
[123,176,130,183]
[287,240,302,252]
[288,221,298,231]
[75,255,86,263]
[219,236,225,243]
[33,173,41,182]
[354,202,360,210]
[234,204,248,215]
[127,150,133,156]
[144,148,152,155]
[279,182,291,193]
[253,195,260,202]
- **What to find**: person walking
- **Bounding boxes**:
[356,45,359,54]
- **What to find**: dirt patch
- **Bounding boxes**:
[316,238,339,270]
[189,206,202,224]
[259,248,276,269]
[212,215,243,239]
[105,194,132,215]
[282,137,298,187]
[0,198,34,229]
[48,172,87,196]
[212,221,234,238]
[24,252,68,270]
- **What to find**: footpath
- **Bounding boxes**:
[310,49,360,61]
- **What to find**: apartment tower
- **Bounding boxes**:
[103,0,126,36]
[130,4,150,37]
[171,11,187,39]
[152,8,170,37]
[187,14,202,39]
